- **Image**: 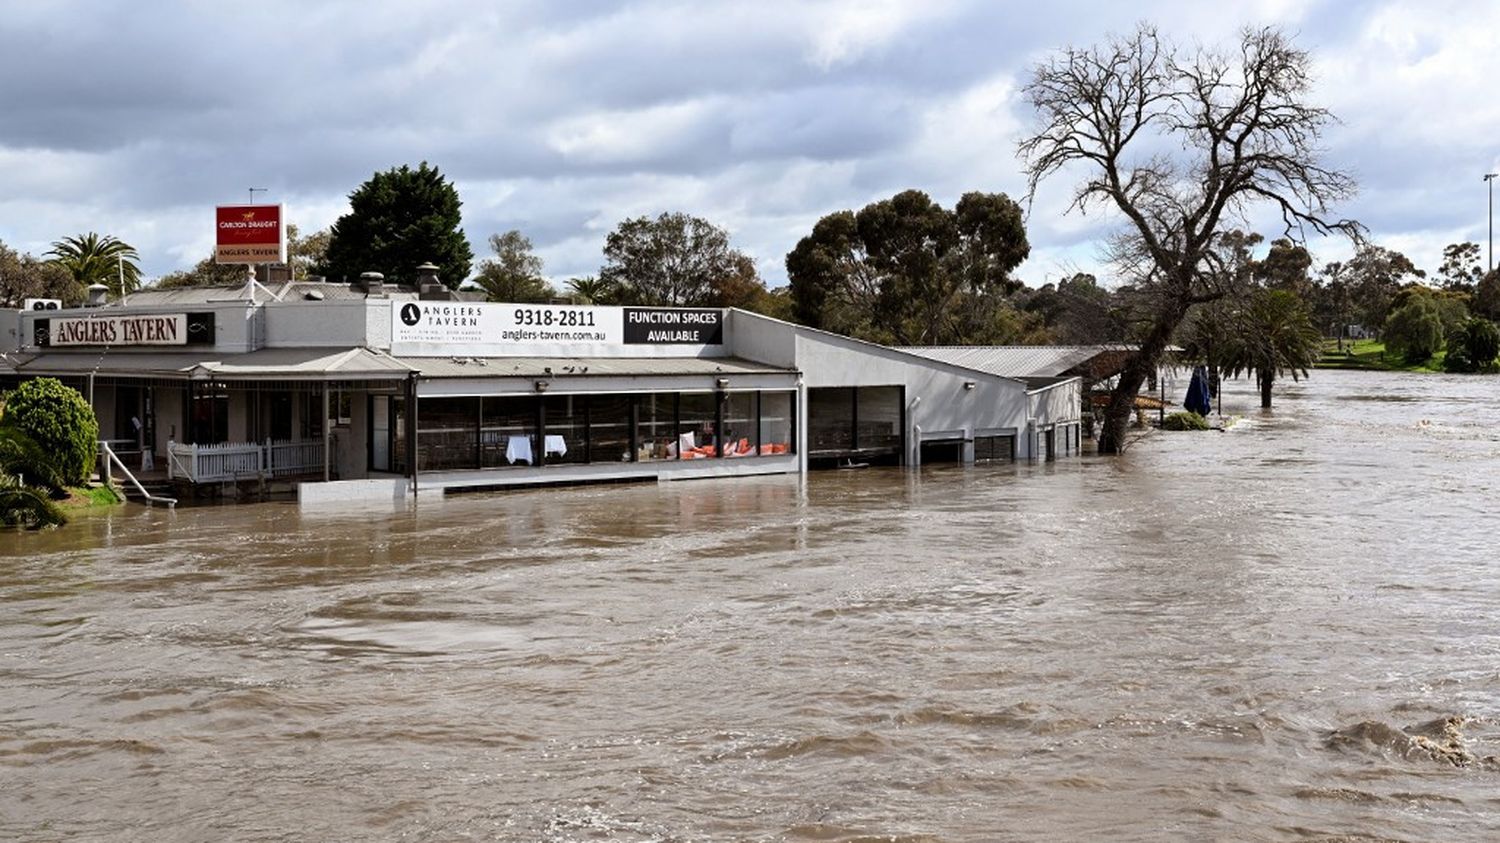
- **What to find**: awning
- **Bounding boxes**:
[9,347,415,381]
[389,355,797,379]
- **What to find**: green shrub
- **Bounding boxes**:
[1161,411,1209,431]
[1,378,99,487]
[1442,319,1500,373]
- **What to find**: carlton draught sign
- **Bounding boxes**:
[391,302,725,357]
[215,204,285,264]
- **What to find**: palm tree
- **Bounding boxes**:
[47,232,142,298]
[566,275,612,304]
[1221,289,1323,409]
[0,474,66,529]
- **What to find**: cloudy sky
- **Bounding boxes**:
[2,0,1497,287]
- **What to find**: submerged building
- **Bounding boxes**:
[0,277,1081,503]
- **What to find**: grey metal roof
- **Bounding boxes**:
[118,281,418,307]
[901,345,1138,378]
[393,355,796,379]
[10,347,414,380]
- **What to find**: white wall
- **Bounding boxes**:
[263,301,373,347]
[1028,380,1082,427]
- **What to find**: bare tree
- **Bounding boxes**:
[1019,24,1359,452]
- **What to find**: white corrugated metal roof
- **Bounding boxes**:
[901,345,1137,378]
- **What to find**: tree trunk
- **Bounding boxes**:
[1097,302,1187,454]
[1260,369,1274,409]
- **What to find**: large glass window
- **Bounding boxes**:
[857,387,902,451]
[638,393,676,461]
[419,397,478,471]
[760,391,794,455]
[722,392,757,457]
[589,395,634,464]
[543,395,586,465]
[678,392,718,459]
[808,387,853,453]
[481,396,538,467]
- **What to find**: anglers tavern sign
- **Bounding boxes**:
[50,314,188,346]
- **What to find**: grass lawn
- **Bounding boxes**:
[61,484,124,508]
[1314,338,1446,373]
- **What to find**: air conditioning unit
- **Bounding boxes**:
[22,298,62,311]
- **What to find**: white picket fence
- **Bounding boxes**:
[167,438,326,483]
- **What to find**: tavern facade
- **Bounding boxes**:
[0,277,1082,503]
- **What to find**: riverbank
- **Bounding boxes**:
[1314,338,1446,372]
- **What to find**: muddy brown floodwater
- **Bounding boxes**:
[4,369,1500,842]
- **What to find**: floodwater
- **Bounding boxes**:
[4,370,1500,842]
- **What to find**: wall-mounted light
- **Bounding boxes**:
[963,381,976,391]
[534,379,549,392]
[715,377,730,389]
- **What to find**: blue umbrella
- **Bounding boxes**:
[1184,366,1212,416]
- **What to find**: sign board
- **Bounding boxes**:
[215,204,285,264]
[49,314,189,346]
[391,302,725,357]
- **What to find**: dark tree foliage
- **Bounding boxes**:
[321,162,473,288]
[1255,237,1314,298]
[1019,25,1358,453]
[0,240,80,307]
[1473,269,1500,320]
[1443,318,1500,373]
[786,189,1029,345]
[1021,273,1127,344]
[1,378,99,489]
[599,212,762,307]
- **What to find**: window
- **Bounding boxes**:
[588,395,634,464]
[974,435,1015,463]
[722,392,757,457]
[191,382,229,444]
[328,388,353,427]
[808,387,853,452]
[543,395,586,465]
[857,387,902,451]
[481,396,538,467]
[759,391,793,455]
[419,397,478,471]
[678,392,718,459]
[638,393,676,461]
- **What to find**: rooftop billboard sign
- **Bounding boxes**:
[215,204,285,264]
[390,302,725,357]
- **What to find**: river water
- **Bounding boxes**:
[3,369,1500,842]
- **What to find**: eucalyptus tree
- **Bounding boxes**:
[1018,24,1359,452]
[786,189,1029,345]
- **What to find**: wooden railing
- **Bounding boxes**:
[167,438,325,484]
